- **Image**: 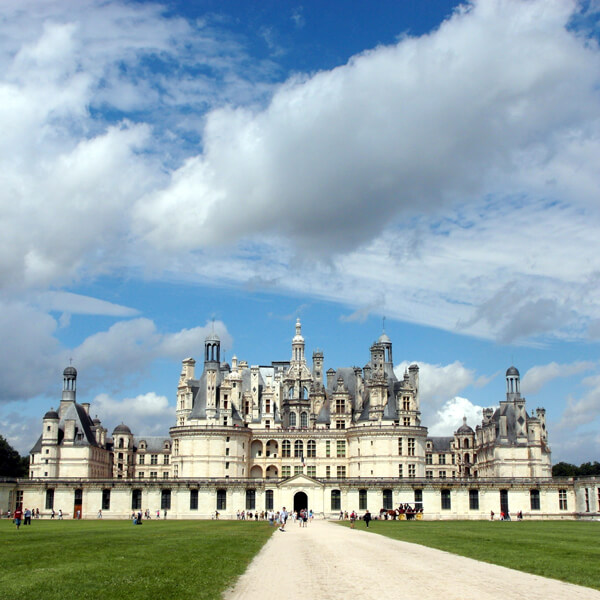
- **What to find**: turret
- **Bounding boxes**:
[59,365,77,418]
[204,334,220,420]
[312,351,324,384]
[291,318,305,364]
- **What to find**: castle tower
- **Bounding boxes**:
[204,333,220,421]
[506,366,527,440]
[59,365,77,419]
[291,318,305,365]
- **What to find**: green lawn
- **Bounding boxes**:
[339,519,600,590]
[0,519,274,600]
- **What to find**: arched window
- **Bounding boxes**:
[294,440,303,458]
[119,438,124,449]
[288,387,294,399]
[464,453,470,465]
[302,386,308,399]
[307,440,316,458]
[282,440,291,458]
[289,412,297,427]
[300,412,308,428]
[464,438,469,449]
[331,489,341,511]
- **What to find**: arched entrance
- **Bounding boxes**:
[294,491,308,513]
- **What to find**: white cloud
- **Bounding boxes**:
[36,291,139,317]
[428,396,485,437]
[558,374,600,430]
[521,361,596,395]
[92,391,173,437]
[395,360,477,411]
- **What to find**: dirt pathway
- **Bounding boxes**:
[224,518,600,600]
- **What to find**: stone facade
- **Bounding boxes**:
[4,320,596,519]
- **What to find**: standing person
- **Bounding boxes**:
[279,507,288,531]
[14,507,23,530]
[156,509,160,519]
[163,509,167,519]
[97,509,102,519]
[24,508,32,525]
[51,509,55,519]
[363,509,371,528]
[58,509,63,520]
[350,511,357,529]
[35,508,40,519]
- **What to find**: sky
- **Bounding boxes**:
[1,0,600,464]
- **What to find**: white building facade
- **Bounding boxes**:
[4,321,598,520]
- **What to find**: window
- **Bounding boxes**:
[398,464,403,478]
[398,438,403,455]
[439,471,447,479]
[383,489,393,510]
[139,455,145,465]
[294,440,303,458]
[441,489,451,510]
[336,420,345,429]
[282,466,291,478]
[559,489,568,510]
[403,397,410,411]
[150,471,158,479]
[138,472,145,478]
[217,489,227,511]
[74,489,83,505]
[585,488,590,512]
[174,439,179,455]
[326,466,331,479]
[336,440,346,458]
[307,466,316,477]
[326,440,331,457]
[294,465,303,476]
[151,454,158,465]
[102,489,111,511]
[246,489,256,510]
[132,489,142,510]
[469,489,479,510]
[301,412,308,428]
[264,490,274,510]
[426,470,433,479]
[359,489,368,510]
[337,466,346,478]
[289,412,297,427]
[161,490,171,510]
[307,440,316,458]
[408,438,415,456]
[530,489,540,510]
[331,489,341,511]
[336,398,345,413]
[225,448,230,456]
[439,454,446,465]
[408,464,415,478]
[414,489,423,511]
[403,417,410,427]
[190,489,198,510]
[45,489,54,510]
[163,455,169,465]
[426,453,432,465]
[163,472,169,479]
[282,440,291,458]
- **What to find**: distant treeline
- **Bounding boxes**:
[552,461,600,477]
[0,435,28,478]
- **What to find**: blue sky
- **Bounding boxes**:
[1,0,600,464]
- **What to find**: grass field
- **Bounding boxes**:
[340,519,600,590]
[0,519,274,600]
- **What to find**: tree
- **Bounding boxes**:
[0,435,28,478]
[552,462,578,477]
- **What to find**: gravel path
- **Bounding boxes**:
[224,518,600,600]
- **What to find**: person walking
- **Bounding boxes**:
[350,510,357,529]
[279,507,288,531]
[14,507,23,530]
[97,509,103,519]
[24,508,32,525]
[363,509,371,528]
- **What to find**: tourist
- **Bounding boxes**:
[51,509,55,519]
[97,509,102,519]
[58,509,63,519]
[35,508,40,519]
[24,508,32,525]
[363,509,371,528]
[490,511,494,520]
[350,510,357,529]
[14,506,23,530]
[279,507,288,531]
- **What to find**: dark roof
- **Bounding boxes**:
[113,423,132,434]
[63,366,77,377]
[44,410,59,420]
[506,366,520,377]
[427,436,453,452]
